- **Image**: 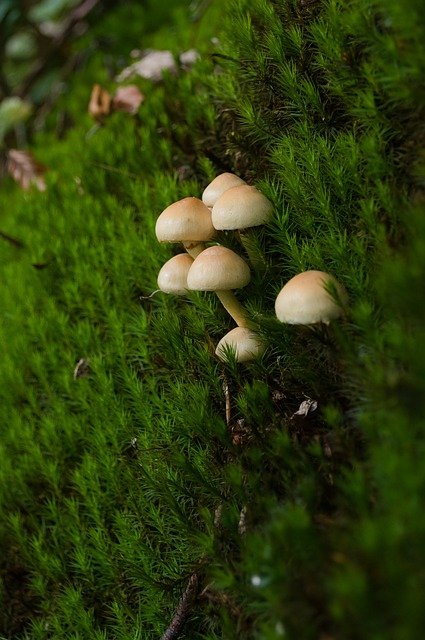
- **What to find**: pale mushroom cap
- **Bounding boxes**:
[275,270,348,325]
[202,172,246,208]
[215,327,265,363]
[157,253,194,295]
[187,245,250,291]
[212,184,273,231]
[155,197,216,243]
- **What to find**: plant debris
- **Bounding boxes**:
[116,49,177,83]
[179,49,200,69]
[88,84,111,121]
[112,85,144,115]
[292,398,318,418]
[7,149,46,191]
[160,573,200,640]
[115,48,199,84]
[73,358,90,379]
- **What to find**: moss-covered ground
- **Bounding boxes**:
[1,0,425,638]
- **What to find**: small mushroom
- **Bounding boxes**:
[202,172,246,209]
[211,184,273,267]
[157,253,193,295]
[155,197,216,258]
[212,184,273,230]
[275,270,348,325]
[216,327,264,363]
[187,245,251,328]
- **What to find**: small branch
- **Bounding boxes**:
[0,230,25,248]
[160,573,200,640]
[14,0,101,98]
[222,377,231,426]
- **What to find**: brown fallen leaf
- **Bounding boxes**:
[88,84,111,121]
[112,85,144,115]
[7,149,46,191]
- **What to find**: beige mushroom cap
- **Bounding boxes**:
[157,253,193,295]
[215,327,265,363]
[202,172,247,208]
[155,197,216,243]
[187,245,250,291]
[212,184,273,231]
[275,270,348,325]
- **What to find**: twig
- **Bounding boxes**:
[222,377,231,426]
[0,230,25,248]
[160,573,200,640]
[14,0,101,98]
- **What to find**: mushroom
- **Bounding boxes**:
[215,327,264,363]
[157,253,193,295]
[186,245,251,328]
[155,197,216,259]
[211,184,273,267]
[202,172,246,209]
[275,270,348,325]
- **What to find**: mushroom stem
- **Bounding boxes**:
[183,241,205,259]
[215,290,252,328]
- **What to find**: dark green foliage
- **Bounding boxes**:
[1,0,425,638]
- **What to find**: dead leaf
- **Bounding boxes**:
[222,378,231,426]
[238,506,248,535]
[179,49,200,69]
[7,149,46,191]
[112,85,144,115]
[214,504,223,528]
[115,49,177,82]
[292,398,318,418]
[88,84,111,121]
[231,418,252,446]
[73,358,90,379]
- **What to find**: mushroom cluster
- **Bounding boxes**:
[155,173,273,363]
[154,173,348,364]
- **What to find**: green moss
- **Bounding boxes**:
[1,0,425,638]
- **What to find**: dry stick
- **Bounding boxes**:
[14,0,101,98]
[160,573,200,640]
[222,377,231,426]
